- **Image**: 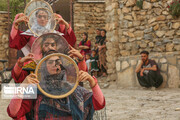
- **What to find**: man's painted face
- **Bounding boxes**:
[42,38,57,53]
[141,53,148,63]
[36,10,49,27]
[46,56,62,75]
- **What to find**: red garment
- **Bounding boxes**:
[7,78,105,120]
[9,14,76,50]
[79,40,91,56]
[8,60,105,119]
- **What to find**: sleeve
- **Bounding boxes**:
[151,60,157,66]
[56,15,76,47]
[9,14,31,50]
[78,59,87,72]
[7,99,33,119]
[11,66,28,83]
[92,77,105,110]
[79,41,82,46]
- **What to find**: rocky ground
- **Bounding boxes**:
[1,79,180,120]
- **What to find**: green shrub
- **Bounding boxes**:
[168,0,180,18]
[136,0,143,9]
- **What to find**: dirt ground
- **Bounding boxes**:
[1,84,180,120]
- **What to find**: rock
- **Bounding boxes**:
[165,30,175,37]
[134,31,144,38]
[121,20,128,28]
[140,11,146,15]
[166,43,174,52]
[126,0,136,7]
[148,18,156,24]
[128,32,135,38]
[129,28,135,32]
[156,31,165,37]
[139,26,145,30]
[153,24,159,31]
[156,15,166,21]
[149,42,154,47]
[133,6,140,10]
[122,7,131,13]
[152,2,159,7]
[117,67,135,87]
[4,44,8,49]
[128,22,133,27]
[119,44,125,50]
[103,83,110,88]
[168,65,180,88]
[112,2,119,9]
[160,73,167,88]
[151,0,157,2]
[132,11,137,20]
[133,21,141,26]
[163,38,172,43]
[119,3,124,8]
[143,1,152,9]
[120,37,128,43]
[120,50,131,56]
[172,22,180,29]
[131,49,138,55]
[130,59,137,66]
[176,30,180,35]
[144,34,153,40]
[116,61,121,71]
[167,15,173,20]
[162,11,169,15]
[137,15,146,21]
[107,69,114,74]
[154,8,162,15]
[173,38,180,44]
[107,56,113,62]
[124,15,133,21]
[161,63,167,71]
[129,38,136,42]
[144,27,153,33]
[167,56,177,65]
[160,58,167,64]
[75,23,85,27]
[125,43,132,50]
[140,42,147,48]
[122,61,129,70]
[174,45,180,51]
[155,42,162,46]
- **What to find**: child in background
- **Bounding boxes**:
[90,50,99,77]
[85,53,91,73]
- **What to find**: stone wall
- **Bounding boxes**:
[117,0,180,56]
[73,1,106,46]
[116,52,180,88]
[105,0,180,88]
[0,11,9,70]
[105,0,120,82]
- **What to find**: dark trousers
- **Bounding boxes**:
[137,71,163,88]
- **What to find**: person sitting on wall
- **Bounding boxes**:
[135,51,163,88]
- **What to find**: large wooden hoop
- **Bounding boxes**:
[24,0,53,16]
[28,7,56,37]
[35,53,79,99]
